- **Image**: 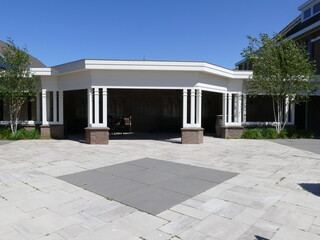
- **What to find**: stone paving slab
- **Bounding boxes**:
[1,138,320,239]
[58,158,237,215]
[0,140,13,146]
[270,139,320,155]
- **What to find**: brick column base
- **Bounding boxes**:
[181,128,204,144]
[221,126,244,138]
[85,127,110,144]
[23,125,37,131]
[40,125,65,139]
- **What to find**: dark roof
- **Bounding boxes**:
[0,40,46,68]
[280,15,301,36]
[284,13,320,37]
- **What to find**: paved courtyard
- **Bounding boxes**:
[59,158,237,215]
[0,137,320,240]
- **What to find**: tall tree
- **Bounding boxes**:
[242,33,318,133]
[0,38,37,133]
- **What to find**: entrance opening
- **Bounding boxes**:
[202,91,222,135]
[64,89,87,137]
[108,89,182,134]
[63,89,224,141]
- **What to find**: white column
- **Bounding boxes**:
[183,89,188,127]
[53,91,57,123]
[284,97,289,122]
[36,92,41,122]
[222,93,227,125]
[59,91,64,124]
[237,93,242,124]
[242,94,247,123]
[290,101,295,124]
[102,88,108,127]
[228,93,232,123]
[190,89,195,125]
[233,94,238,122]
[94,88,100,124]
[196,89,202,127]
[87,88,93,127]
[41,89,48,125]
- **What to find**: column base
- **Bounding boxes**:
[23,125,37,131]
[85,127,110,144]
[181,128,204,144]
[40,125,65,139]
[221,126,244,138]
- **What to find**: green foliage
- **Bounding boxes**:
[241,129,263,139]
[0,129,11,139]
[241,128,315,139]
[278,129,288,139]
[242,33,319,133]
[261,128,278,139]
[0,129,40,140]
[0,38,37,133]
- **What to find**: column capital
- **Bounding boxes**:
[102,88,108,95]
[94,88,99,95]
[183,89,188,95]
[87,88,92,95]
[41,89,47,95]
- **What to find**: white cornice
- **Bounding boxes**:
[30,67,55,76]
[30,59,252,79]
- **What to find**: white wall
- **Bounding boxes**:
[40,76,58,90]
[57,71,91,91]
[41,69,246,92]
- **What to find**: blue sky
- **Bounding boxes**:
[2,0,305,69]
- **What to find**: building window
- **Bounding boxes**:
[314,2,320,14]
[304,8,312,20]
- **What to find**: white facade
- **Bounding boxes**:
[26,59,295,131]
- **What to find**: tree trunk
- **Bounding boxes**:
[9,98,24,134]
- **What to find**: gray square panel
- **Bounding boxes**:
[58,170,108,186]
[154,176,218,196]
[71,174,147,199]
[120,169,177,185]
[96,163,147,175]
[58,158,237,215]
[127,158,202,175]
[187,168,238,183]
[116,186,190,215]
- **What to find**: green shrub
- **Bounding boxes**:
[297,129,315,139]
[0,129,40,140]
[261,128,278,139]
[241,129,263,139]
[278,129,288,139]
[241,127,315,139]
[0,129,11,139]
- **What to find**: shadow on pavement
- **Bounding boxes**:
[299,183,320,197]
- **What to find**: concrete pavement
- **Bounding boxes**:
[0,137,319,240]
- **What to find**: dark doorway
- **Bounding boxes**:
[246,96,274,122]
[202,91,222,134]
[64,89,87,136]
[108,89,182,133]
[295,97,320,137]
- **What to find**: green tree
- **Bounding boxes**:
[242,33,319,133]
[0,38,37,133]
